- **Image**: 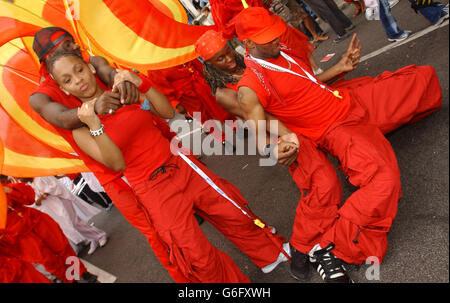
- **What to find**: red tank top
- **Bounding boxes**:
[99,104,172,187]
[238,53,351,143]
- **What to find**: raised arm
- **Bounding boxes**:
[72,100,126,171]
[90,56,139,105]
[315,33,361,83]
[113,70,175,119]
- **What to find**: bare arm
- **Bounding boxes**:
[216,87,291,137]
[238,86,298,165]
[215,87,245,119]
[316,34,361,83]
[142,87,175,119]
[72,101,126,171]
[29,93,84,129]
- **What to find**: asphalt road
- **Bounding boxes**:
[81,0,449,286]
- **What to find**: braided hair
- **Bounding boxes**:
[203,51,246,95]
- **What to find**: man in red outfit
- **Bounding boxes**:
[28,27,190,282]
[234,7,442,282]
[0,182,97,282]
[147,60,234,123]
[209,0,320,72]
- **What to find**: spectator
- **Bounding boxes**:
[409,0,449,25]
[378,0,412,42]
[301,0,355,42]
[28,176,108,255]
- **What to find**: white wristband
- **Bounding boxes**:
[90,124,104,137]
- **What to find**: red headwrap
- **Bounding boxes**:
[194,30,228,61]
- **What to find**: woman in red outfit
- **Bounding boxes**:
[44,50,289,282]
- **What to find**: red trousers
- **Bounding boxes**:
[103,180,190,282]
[0,256,51,283]
[289,65,442,264]
[132,155,286,283]
[0,209,87,283]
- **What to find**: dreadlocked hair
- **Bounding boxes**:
[45,49,85,76]
[203,51,246,95]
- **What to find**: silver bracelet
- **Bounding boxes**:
[90,124,105,137]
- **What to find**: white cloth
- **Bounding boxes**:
[30,176,105,246]
[80,172,105,193]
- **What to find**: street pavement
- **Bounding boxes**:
[81,0,449,285]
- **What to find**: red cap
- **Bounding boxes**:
[32,27,73,63]
[235,7,286,44]
[194,30,228,60]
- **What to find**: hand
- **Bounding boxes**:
[94,91,122,115]
[113,69,141,105]
[337,33,361,73]
[279,132,300,148]
[78,99,102,130]
[274,141,298,166]
[35,193,48,206]
[2,186,11,194]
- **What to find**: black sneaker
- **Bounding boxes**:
[310,243,353,283]
[289,244,311,280]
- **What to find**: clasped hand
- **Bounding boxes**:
[93,69,141,115]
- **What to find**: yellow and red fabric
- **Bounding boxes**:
[0,0,213,180]
[0,139,6,231]
[0,106,87,178]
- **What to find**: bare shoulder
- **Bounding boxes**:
[215,87,237,102]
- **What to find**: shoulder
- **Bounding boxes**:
[215,87,237,103]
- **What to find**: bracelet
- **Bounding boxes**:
[137,73,152,93]
[90,124,105,137]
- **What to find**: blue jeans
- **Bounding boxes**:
[378,0,405,39]
[409,1,447,24]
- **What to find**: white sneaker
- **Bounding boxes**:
[87,242,98,255]
[387,30,412,42]
[389,0,399,8]
[261,242,291,274]
[99,236,108,247]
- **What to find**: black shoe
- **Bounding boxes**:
[81,272,99,283]
[310,243,353,283]
[289,244,311,280]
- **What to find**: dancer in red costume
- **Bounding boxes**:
[0,182,97,282]
[147,60,234,123]
[44,49,291,282]
[28,27,190,282]
[209,0,320,72]
[234,7,442,282]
